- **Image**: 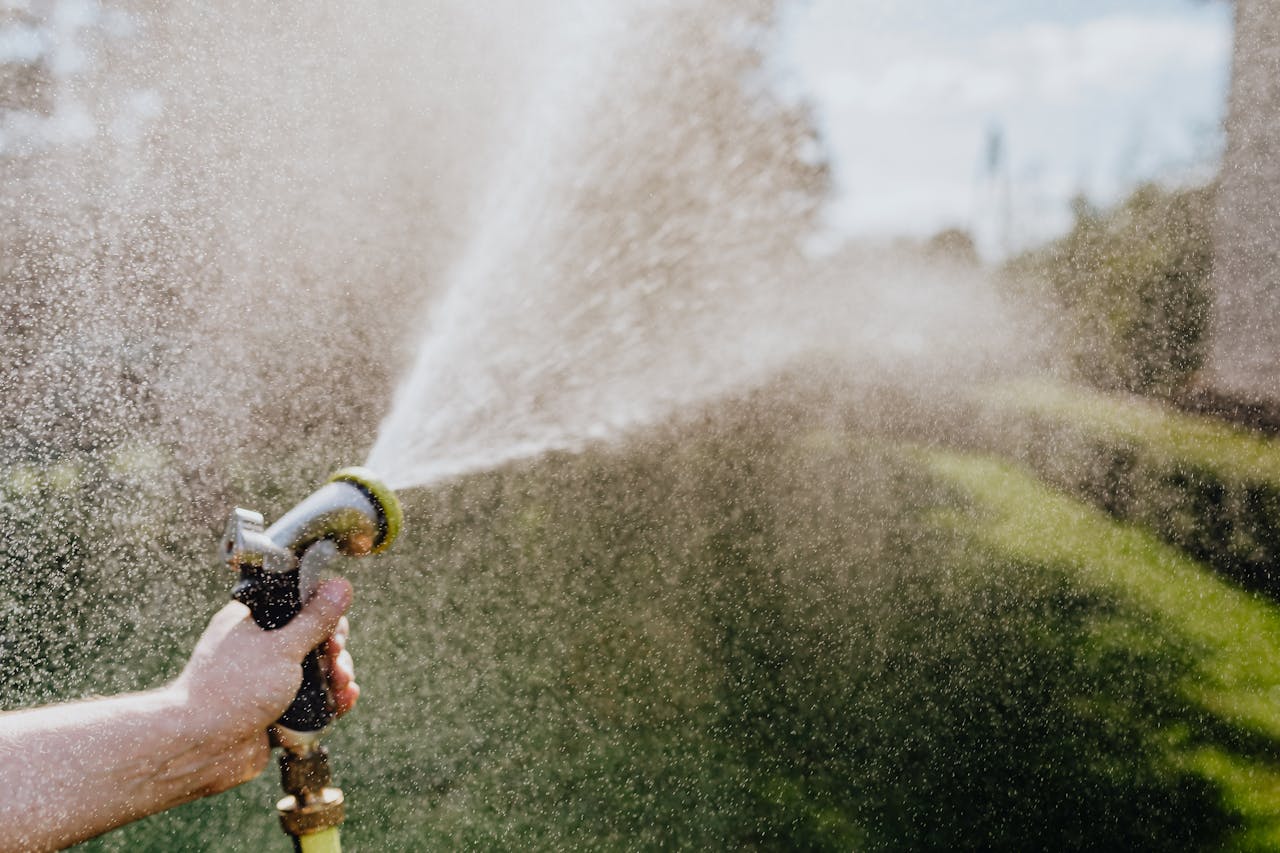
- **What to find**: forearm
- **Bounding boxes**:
[0,685,262,852]
[0,587,353,852]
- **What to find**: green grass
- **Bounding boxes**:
[927,449,1280,851]
[983,381,1280,483]
[975,380,1280,593]
[2,392,1273,850]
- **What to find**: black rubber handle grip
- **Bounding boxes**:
[232,564,334,733]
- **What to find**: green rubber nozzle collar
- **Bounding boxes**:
[328,466,402,553]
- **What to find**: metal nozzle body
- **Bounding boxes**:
[267,479,382,560]
[225,472,395,578]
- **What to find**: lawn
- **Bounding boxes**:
[3,390,1277,850]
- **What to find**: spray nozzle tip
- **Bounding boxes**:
[327,466,402,553]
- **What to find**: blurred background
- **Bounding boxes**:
[6,0,1280,850]
[789,0,1230,257]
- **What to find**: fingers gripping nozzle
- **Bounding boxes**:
[222,467,401,736]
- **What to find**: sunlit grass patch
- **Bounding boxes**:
[926,448,1280,847]
[984,381,1280,483]
[977,380,1280,593]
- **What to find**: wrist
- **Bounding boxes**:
[163,676,246,753]
[127,685,224,809]
[144,682,269,807]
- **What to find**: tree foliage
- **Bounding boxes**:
[1005,184,1214,398]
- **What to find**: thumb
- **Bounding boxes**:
[276,579,353,660]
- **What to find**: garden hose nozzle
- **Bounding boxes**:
[222,466,402,851]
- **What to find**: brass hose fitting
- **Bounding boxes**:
[277,747,345,842]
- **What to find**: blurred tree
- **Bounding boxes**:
[925,228,981,267]
[1004,184,1213,398]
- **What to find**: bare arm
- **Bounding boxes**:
[0,579,358,852]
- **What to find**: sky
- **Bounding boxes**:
[783,0,1234,257]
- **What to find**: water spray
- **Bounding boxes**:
[222,467,402,853]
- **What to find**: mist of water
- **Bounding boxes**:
[0,0,1024,501]
[366,1,1022,490]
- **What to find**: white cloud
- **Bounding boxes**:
[986,15,1229,100]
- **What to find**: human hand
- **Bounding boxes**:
[0,579,360,850]
[169,579,358,794]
